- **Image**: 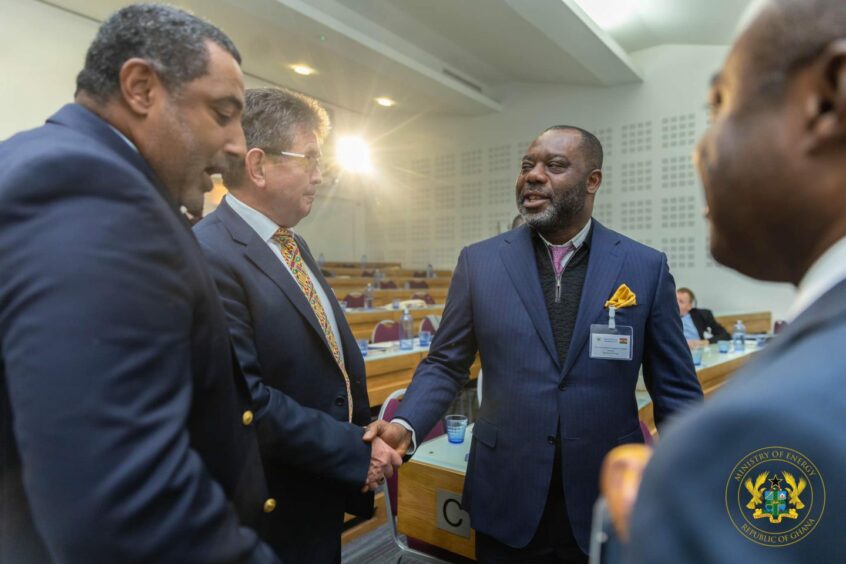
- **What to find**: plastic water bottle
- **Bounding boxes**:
[360,254,368,269]
[317,253,325,267]
[364,283,374,309]
[426,263,434,278]
[732,320,746,352]
[399,308,414,350]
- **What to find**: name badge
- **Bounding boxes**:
[589,324,633,361]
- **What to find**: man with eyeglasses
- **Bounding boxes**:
[194,87,401,563]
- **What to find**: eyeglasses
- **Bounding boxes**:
[276,150,322,173]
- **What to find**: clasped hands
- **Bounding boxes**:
[360,420,414,493]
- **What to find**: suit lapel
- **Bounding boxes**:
[215,200,332,352]
[561,221,624,376]
[499,226,560,367]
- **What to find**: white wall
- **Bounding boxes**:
[363,44,795,319]
[0,0,368,259]
[1,1,796,318]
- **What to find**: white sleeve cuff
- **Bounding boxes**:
[391,417,418,455]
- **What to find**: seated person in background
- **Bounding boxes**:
[677,287,730,346]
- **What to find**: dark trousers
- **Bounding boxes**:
[475,446,587,564]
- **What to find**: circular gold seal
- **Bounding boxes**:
[725,446,825,547]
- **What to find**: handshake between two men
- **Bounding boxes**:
[360,420,415,492]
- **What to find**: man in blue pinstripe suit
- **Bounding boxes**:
[366,126,703,562]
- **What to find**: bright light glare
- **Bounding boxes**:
[291,64,316,76]
[336,136,372,173]
[573,0,637,30]
[375,97,396,107]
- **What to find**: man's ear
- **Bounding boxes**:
[586,169,602,194]
[118,58,161,116]
[802,39,846,154]
[245,148,268,187]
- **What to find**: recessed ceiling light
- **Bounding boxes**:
[291,64,316,76]
[374,97,396,107]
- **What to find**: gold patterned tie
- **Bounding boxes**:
[273,227,353,421]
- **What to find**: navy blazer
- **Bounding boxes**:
[194,198,372,563]
[395,222,703,552]
[0,105,278,563]
[628,279,846,562]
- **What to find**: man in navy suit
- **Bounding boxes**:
[366,126,703,562]
[601,1,846,561]
[0,5,280,563]
[194,87,401,563]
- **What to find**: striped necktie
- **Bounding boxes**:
[273,227,353,421]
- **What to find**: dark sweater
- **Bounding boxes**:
[532,227,591,367]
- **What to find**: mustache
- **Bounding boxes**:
[519,184,552,201]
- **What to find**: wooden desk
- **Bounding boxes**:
[345,306,444,340]
[638,344,757,434]
[370,288,448,306]
[399,438,476,559]
[715,311,772,334]
[364,343,480,407]
[326,266,452,278]
[325,261,401,269]
[398,345,761,558]
[329,276,452,295]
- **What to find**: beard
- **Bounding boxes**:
[517,178,588,232]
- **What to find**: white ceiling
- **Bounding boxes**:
[43,0,754,118]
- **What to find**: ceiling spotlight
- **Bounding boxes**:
[336,136,372,173]
[375,97,396,107]
[291,64,316,76]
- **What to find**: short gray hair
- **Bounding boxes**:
[224,87,331,187]
[75,3,240,103]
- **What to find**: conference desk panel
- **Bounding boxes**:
[323,261,401,269]
[345,306,444,340]
[363,342,481,407]
[371,288,448,306]
[329,276,452,294]
[397,343,761,559]
[325,266,453,278]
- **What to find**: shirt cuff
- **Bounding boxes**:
[390,417,417,456]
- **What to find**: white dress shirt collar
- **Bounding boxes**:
[788,235,846,321]
[226,193,284,242]
[106,123,138,153]
[535,218,592,250]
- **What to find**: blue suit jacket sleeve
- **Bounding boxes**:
[628,396,843,563]
[0,183,276,562]
[394,247,478,437]
[641,254,704,428]
[199,242,370,488]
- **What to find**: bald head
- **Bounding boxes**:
[729,0,846,103]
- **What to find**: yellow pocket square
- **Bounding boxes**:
[605,284,637,309]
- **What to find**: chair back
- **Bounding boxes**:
[342,292,365,308]
[639,420,654,446]
[378,280,398,289]
[419,315,440,335]
[412,292,435,305]
[377,389,446,516]
[361,270,375,277]
[371,320,400,343]
[407,280,429,289]
[412,270,427,277]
